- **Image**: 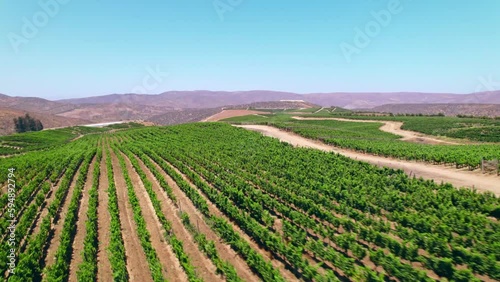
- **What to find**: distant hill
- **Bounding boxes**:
[0,93,76,114]
[367,103,500,117]
[226,100,319,110]
[59,90,500,109]
[0,107,89,136]
[147,108,222,125]
[0,90,499,130]
[58,90,305,108]
[304,91,500,109]
[56,103,174,122]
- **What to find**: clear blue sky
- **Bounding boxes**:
[1,0,499,99]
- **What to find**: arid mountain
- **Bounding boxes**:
[368,104,500,117]
[0,94,174,122]
[0,107,89,135]
[1,90,499,128]
[59,90,500,109]
[305,91,500,109]
[56,103,174,122]
[147,108,222,125]
[226,100,319,110]
[58,90,305,108]
[0,93,76,114]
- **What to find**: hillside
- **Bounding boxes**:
[369,103,500,117]
[0,93,76,114]
[59,90,500,109]
[305,91,500,109]
[0,91,499,128]
[58,90,305,108]
[56,103,173,122]
[0,107,89,135]
[147,108,222,125]
[226,100,319,110]
[2,123,498,281]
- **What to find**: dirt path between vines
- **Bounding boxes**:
[156,156,299,281]
[29,181,60,242]
[43,158,89,270]
[110,149,154,282]
[97,148,113,282]
[68,158,96,281]
[203,110,268,122]
[292,116,460,145]
[237,125,500,196]
[122,152,189,282]
[145,156,260,282]
[124,153,220,282]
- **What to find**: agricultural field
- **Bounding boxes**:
[223,114,500,170]
[300,114,500,143]
[0,123,144,156]
[0,122,499,281]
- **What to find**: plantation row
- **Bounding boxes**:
[1,122,498,281]
[1,130,258,281]
[331,115,500,143]
[246,117,500,169]
[0,122,145,156]
[115,123,499,281]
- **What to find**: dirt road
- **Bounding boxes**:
[203,110,267,122]
[236,125,500,196]
[292,117,460,145]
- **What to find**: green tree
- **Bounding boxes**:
[13,114,43,133]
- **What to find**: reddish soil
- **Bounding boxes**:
[96,148,112,282]
[43,159,87,270]
[155,156,299,281]
[121,152,189,282]
[110,149,153,282]
[68,158,96,281]
[203,110,268,122]
[97,148,113,281]
[143,155,260,282]
[123,153,221,281]
[19,181,57,251]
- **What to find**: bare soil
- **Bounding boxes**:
[43,158,87,270]
[203,110,268,122]
[68,158,96,281]
[121,152,189,282]
[123,153,221,281]
[237,125,500,196]
[156,156,299,281]
[26,182,58,244]
[145,155,260,282]
[292,116,460,145]
[96,148,113,282]
[110,149,153,282]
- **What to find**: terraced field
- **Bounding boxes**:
[0,123,499,281]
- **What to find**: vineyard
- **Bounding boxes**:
[0,123,144,156]
[224,114,500,170]
[0,123,499,281]
[295,114,500,143]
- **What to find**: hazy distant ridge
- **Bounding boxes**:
[58,90,500,109]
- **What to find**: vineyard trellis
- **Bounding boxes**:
[0,123,498,281]
[481,158,499,175]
